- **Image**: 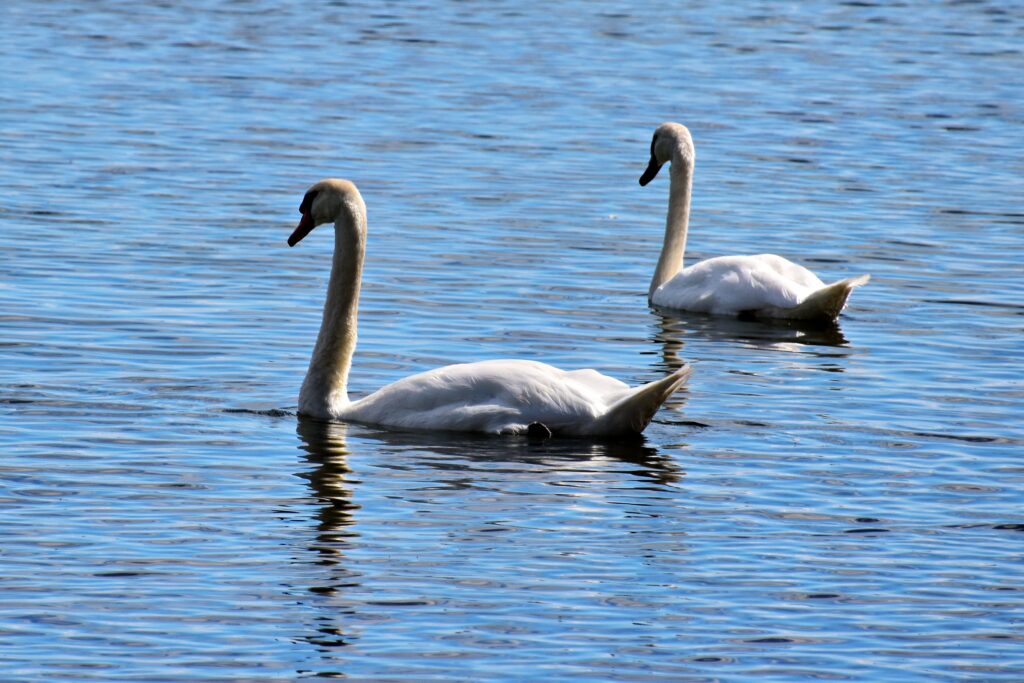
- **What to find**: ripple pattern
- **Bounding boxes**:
[1,0,1023,680]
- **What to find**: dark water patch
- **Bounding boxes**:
[224,407,295,417]
[910,431,1016,444]
[923,299,1024,312]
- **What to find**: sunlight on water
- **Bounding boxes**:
[1,0,1022,679]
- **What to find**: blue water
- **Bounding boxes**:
[2,1,1023,680]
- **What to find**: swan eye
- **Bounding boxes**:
[299,189,319,214]
[649,134,658,159]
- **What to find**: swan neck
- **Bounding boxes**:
[649,153,693,300]
[299,206,365,416]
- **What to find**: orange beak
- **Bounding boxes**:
[288,212,314,247]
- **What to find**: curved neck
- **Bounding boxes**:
[299,206,365,416]
[649,152,693,300]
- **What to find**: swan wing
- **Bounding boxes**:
[338,359,632,435]
[652,254,825,314]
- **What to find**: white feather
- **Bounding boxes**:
[652,253,824,314]
[340,359,631,435]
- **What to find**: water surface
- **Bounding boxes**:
[2,0,1023,680]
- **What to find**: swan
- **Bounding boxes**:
[639,122,869,321]
[287,178,691,437]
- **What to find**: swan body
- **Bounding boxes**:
[289,179,690,436]
[640,122,869,321]
[338,359,687,436]
[652,254,870,319]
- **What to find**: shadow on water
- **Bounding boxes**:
[651,306,853,354]
[368,426,682,485]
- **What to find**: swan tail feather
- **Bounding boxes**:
[592,365,692,436]
[764,274,870,322]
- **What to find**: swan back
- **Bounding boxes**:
[652,254,825,314]
[341,360,628,434]
[339,359,690,436]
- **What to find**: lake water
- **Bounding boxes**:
[2,0,1022,680]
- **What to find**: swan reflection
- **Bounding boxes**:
[355,425,684,486]
[652,306,852,353]
[294,417,358,664]
[296,417,358,549]
[291,404,687,676]
[296,417,685,525]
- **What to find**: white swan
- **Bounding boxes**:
[288,178,691,436]
[640,122,869,321]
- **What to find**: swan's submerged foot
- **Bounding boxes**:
[527,422,553,441]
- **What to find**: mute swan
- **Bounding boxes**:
[640,122,869,321]
[288,178,690,436]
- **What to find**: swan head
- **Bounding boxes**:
[639,122,694,186]
[288,178,365,247]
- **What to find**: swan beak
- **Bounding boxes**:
[288,212,315,247]
[639,157,662,186]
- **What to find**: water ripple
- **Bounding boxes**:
[1,0,1023,680]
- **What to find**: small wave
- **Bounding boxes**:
[223,407,295,417]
